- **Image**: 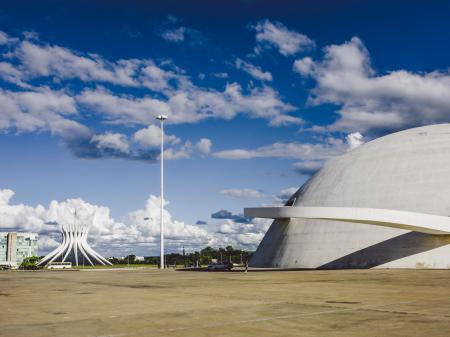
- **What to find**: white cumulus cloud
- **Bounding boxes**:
[133,125,181,148]
[213,132,365,176]
[213,136,348,160]
[195,138,212,154]
[293,56,314,76]
[91,132,130,154]
[0,31,18,45]
[77,82,299,127]
[210,218,272,249]
[291,160,324,176]
[221,188,263,199]
[0,30,301,158]
[273,187,298,204]
[0,88,83,137]
[160,27,187,42]
[0,188,215,256]
[235,58,273,81]
[346,132,365,150]
[295,36,450,135]
[252,19,315,56]
[0,188,274,255]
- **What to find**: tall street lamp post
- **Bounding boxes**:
[156,114,168,269]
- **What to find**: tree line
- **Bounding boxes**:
[108,246,253,267]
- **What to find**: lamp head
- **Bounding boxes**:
[156,115,168,121]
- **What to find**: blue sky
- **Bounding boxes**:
[1,0,450,256]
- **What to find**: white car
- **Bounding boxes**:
[207,262,233,271]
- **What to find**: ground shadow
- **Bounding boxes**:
[318,232,450,269]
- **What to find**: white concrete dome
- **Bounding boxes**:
[251,124,450,269]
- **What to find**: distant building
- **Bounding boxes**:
[0,232,39,266]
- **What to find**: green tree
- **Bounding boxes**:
[20,256,42,270]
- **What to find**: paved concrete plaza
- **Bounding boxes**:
[1,268,450,337]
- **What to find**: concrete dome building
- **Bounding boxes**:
[246,124,450,269]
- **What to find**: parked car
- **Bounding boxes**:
[207,262,233,271]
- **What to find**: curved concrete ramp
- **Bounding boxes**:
[244,206,450,235]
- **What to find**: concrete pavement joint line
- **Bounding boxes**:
[92,299,430,337]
